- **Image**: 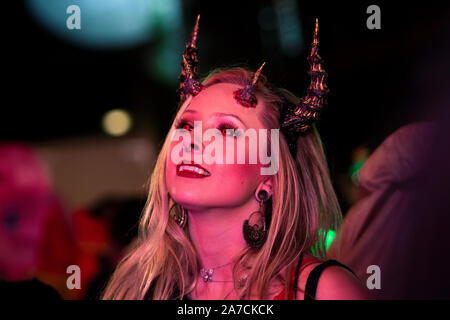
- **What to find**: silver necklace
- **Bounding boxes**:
[222,276,248,299]
[199,261,235,282]
[199,261,248,299]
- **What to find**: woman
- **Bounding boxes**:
[102,16,369,300]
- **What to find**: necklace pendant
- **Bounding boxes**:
[200,268,214,282]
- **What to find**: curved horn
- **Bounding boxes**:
[280,18,329,152]
[178,14,203,101]
[184,14,200,74]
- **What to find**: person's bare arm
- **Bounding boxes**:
[315,266,372,300]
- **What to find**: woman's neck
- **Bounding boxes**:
[186,198,259,278]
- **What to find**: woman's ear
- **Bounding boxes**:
[256,177,273,198]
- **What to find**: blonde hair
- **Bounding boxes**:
[101,67,342,300]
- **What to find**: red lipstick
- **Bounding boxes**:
[176,163,211,178]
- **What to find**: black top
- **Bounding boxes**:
[302,259,356,300]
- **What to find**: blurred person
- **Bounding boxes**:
[0,143,62,299]
[102,17,369,300]
[327,122,449,299]
[66,206,110,299]
[0,143,148,300]
[328,10,450,299]
[34,192,79,299]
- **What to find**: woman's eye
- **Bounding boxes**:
[219,125,239,137]
[221,128,232,136]
[176,121,193,131]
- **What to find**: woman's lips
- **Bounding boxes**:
[176,163,211,178]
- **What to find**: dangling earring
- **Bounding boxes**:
[243,190,270,248]
[169,203,187,228]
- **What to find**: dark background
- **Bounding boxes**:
[4,0,450,201]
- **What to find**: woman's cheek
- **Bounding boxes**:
[215,162,262,187]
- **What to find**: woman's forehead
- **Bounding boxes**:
[184,83,265,127]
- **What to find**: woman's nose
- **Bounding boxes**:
[184,142,199,152]
[183,136,202,153]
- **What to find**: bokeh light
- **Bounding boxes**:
[25,0,180,49]
[101,109,132,136]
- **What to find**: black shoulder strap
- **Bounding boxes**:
[304,260,356,300]
[293,252,304,300]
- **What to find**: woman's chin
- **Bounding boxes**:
[169,190,209,207]
[172,200,209,212]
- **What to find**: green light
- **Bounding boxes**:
[311,229,336,255]
[349,160,365,183]
[325,229,336,250]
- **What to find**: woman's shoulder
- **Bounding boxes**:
[294,254,370,300]
[292,254,323,299]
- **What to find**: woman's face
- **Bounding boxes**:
[165,83,271,211]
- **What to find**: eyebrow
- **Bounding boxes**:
[182,110,247,127]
